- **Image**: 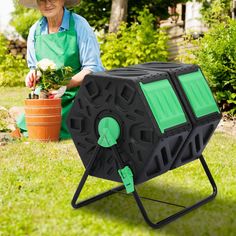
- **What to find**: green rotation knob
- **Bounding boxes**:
[98,117,120,148]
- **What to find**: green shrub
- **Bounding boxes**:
[0,109,11,132]
[179,20,236,115]
[0,34,8,63]
[200,0,231,26]
[11,1,41,40]
[99,8,169,70]
[0,34,28,87]
[196,20,236,114]
[0,54,28,87]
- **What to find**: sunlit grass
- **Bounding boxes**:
[0,132,235,236]
[0,87,28,109]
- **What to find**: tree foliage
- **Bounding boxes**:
[11,0,188,38]
[99,8,169,69]
[74,0,188,31]
[11,0,40,40]
[72,0,111,31]
[198,0,231,26]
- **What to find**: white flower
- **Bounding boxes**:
[36,70,42,77]
[36,58,57,71]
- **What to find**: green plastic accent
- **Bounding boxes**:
[118,166,134,194]
[178,70,220,117]
[140,80,187,133]
[98,117,120,148]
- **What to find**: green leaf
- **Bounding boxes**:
[100,8,168,69]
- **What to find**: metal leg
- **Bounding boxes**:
[71,145,125,209]
[72,154,217,229]
[132,155,217,228]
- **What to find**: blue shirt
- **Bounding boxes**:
[27,8,104,72]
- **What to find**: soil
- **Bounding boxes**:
[216,113,236,137]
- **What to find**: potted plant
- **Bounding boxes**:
[25,58,72,141]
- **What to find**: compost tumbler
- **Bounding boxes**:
[67,65,221,229]
[131,62,221,168]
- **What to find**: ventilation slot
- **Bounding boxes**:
[86,106,91,116]
[85,137,94,144]
[161,147,169,166]
[140,130,153,143]
[147,155,161,177]
[129,143,134,153]
[77,142,86,149]
[195,134,201,153]
[105,94,112,103]
[126,115,136,121]
[85,81,99,98]
[105,81,111,90]
[203,124,214,144]
[134,109,145,116]
[120,84,135,104]
[182,142,193,162]
[77,98,83,109]
[171,136,183,156]
[70,118,84,132]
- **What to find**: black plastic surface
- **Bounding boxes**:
[67,68,191,184]
[131,62,221,168]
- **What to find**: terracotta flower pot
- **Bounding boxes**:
[25,98,62,141]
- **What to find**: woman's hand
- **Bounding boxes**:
[48,86,67,99]
[66,68,91,89]
[25,70,39,88]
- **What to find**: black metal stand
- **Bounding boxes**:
[71,146,217,229]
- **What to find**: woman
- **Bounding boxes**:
[17,0,104,139]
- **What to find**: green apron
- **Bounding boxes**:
[17,13,81,139]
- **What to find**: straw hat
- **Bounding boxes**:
[19,0,79,8]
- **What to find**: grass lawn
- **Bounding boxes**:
[0,87,29,109]
[0,133,235,235]
[0,87,235,235]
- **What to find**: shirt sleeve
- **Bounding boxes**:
[26,22,38,70]
[73,14,104,72]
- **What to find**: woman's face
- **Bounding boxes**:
[37,0,65,18]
